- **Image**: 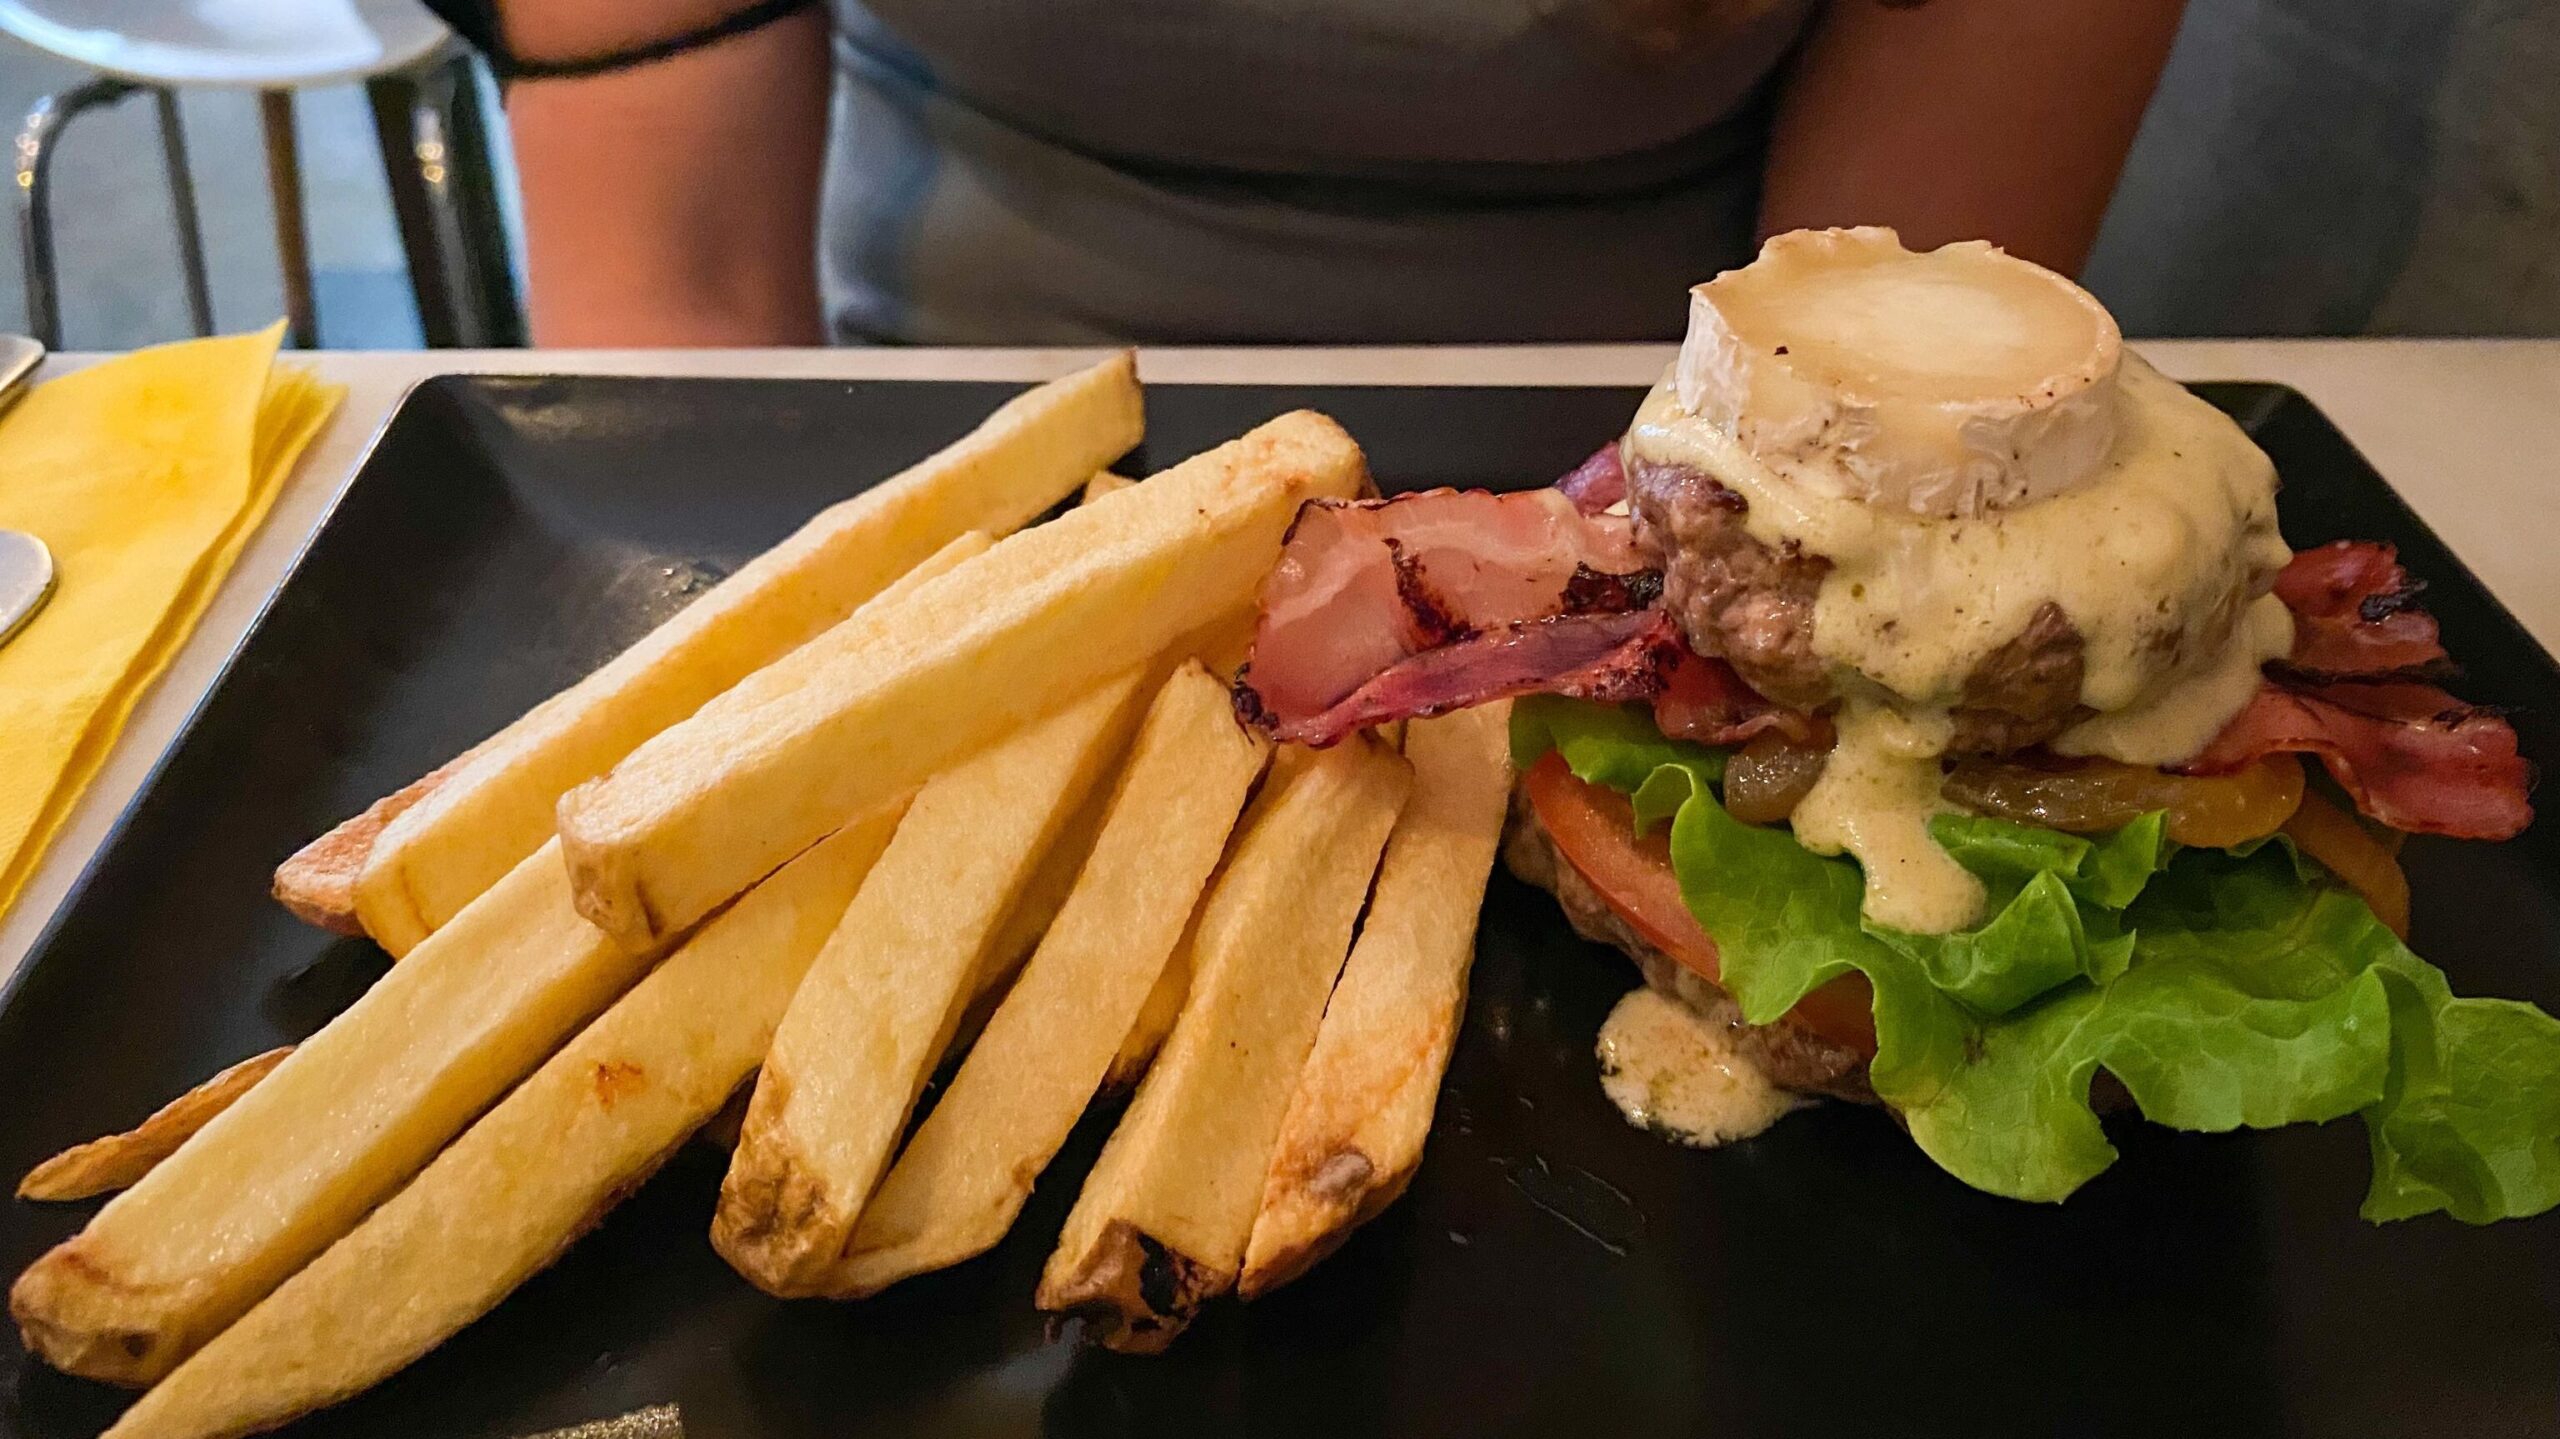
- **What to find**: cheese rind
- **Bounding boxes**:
[1674,228,2123,520]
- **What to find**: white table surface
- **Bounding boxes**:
[5,339,2556,987]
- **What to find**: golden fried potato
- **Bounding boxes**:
[99,804,907,1439]
[713,670,1147,1295]
[17,1049,293,1203]
[1241,704,1512,1297]
[312,353,1136,952]
[14,839,664,1385]
[556,412,1366,950]
[1037,737,1409,1351]
[836,662,1268,1297]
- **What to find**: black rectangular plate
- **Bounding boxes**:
[4,377,2556,1439]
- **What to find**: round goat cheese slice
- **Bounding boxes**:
[1674,227,2124,520]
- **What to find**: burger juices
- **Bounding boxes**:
[1235,229,2559,1223]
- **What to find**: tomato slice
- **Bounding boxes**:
[1521,753,1879,1057]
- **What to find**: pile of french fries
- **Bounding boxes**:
[8,356,1517,1437]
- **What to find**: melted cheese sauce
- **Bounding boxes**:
[1627,354,2293,933]
[2057,591,2294,766]
[1790,702,1985,934]
[1596,987,1805,1148]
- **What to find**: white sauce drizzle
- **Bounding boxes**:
[2057,592,2295,766]
[1626,353,2294,934]
[1596,988,1805,1149]
[1790,701,1985,934]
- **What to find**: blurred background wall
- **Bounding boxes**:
[0,0,2550,349]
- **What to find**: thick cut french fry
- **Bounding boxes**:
[17,1049,294,1203]
[713,670,1147,1295]
[1103,728,1341,1098]
[835,663,1268,1297]
[979,599,1252,1015]
[286,520,998,953]
[11,840,664,1385]
[321,354,1135,953]
[1036,737,1409,1351]
[101,804,908,1439]
[271,759,468,936]
[1092,612,1266,1096]
[557,411,1367,950]
[278,535,990,950]
[1104,941,1191,1093]
[1240,704,1512,1297]
[1101,745,1315,1098]
[955,469,1155,1001]
[972,770,1110,1000]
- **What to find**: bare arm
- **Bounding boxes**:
[1760,0,2188,276]
[495,0,832,345]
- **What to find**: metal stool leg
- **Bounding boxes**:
[438,58,524,347]
[258,90,318,348]
[15,76,136,349]
[365,68,459,347]
[368,52,522,348]
[153,89,214,338]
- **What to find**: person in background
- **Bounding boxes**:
[428,0,2187,347]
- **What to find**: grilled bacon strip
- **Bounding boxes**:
[2188,679,2530,841]
[1235,486,1659,744]
[1650,651,1826,748]
[2189,542,2529,840]
[2275,540,2450,679]
[1554,444,1628,515]
[1238,609,1685,746]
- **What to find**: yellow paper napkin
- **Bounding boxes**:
[0,323,344,919]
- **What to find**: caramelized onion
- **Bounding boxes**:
[1724,733,1831,826]
[1943,753,2306,849]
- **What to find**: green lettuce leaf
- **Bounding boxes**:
[1510,696,1723,791]
[2101,845,2397,1135]
[1931,811,2168,911]
[2360,957,2560,1223]
[1513,697,2560,1222]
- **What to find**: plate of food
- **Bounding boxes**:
[3,230,2555,1439]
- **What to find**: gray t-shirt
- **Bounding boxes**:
[823,0,1816,344]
